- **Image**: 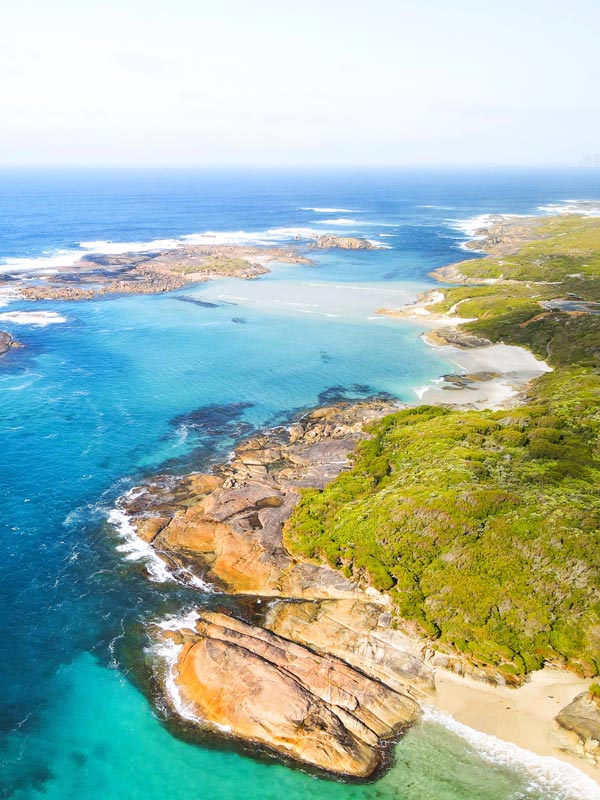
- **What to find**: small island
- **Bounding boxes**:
[2,244,312,302]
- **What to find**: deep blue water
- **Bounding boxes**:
[1,168,599,800]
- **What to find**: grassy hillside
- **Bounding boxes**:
[285,215,600,679]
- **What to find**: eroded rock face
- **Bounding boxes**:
[551,692,600,764]
[172,611,420,777]
[264,598,435,698]
[120,398,398,596]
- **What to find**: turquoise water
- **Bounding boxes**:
[1,169,599,799]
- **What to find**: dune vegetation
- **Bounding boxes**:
[285,215,600,678]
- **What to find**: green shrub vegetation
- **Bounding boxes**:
[285,215,600,677]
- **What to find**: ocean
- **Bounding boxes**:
[1,167,599,800]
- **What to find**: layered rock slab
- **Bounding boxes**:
[171,610,420,777]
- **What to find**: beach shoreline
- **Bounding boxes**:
[432,666,598,782]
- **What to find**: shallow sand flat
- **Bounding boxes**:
[434,667,599,783]
[416,341,551,410]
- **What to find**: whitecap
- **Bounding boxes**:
[107,496,214,591]
[538,199,600,217]
[423,706,600,800]
[299,207,363,213]
[367,239,393,249]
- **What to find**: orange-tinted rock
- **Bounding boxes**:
[173,611,419,777]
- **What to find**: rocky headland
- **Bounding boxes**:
[4,244,312,303]
[107,212,600,783]
[116,398,442,776]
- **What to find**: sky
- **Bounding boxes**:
[1,0,599,167]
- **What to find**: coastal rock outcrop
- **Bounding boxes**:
[551,692,600,765]
[264,598,435,698]
[0,330,21,356]
[121,398,398,595]
[118,396,440,775]
[168,610,421,777]
[310,235,374,250]
[14,244,313,302]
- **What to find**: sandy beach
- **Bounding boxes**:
[417,339,552,408]
[433,667,599,784]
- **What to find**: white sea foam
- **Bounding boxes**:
[0,227,323,275]
[0,287,21,307]
[147,620,202,724]
[538,199,600,216]
[108,507,175,583]
[314,217,362,226]
[423,706,600,800]
[108,495,214,590]
[314,218,397,227]
[445,213,498,239]
[0,311,67,326]
[148,611,232,732]
[299,207,363,213]
[367,239,393,249]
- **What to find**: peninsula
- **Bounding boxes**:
[114,213,600,780]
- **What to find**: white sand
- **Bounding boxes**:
[417,341,552,410]
[433,666,599,784]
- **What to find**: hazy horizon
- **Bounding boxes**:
[1,0,599,168]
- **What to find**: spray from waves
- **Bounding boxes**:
[147,611,204,723]
[108,507,175,584]
[444,213,502,246]
[423,706,600,800]
[107,499,213,591]
[147,610,232,733]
